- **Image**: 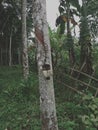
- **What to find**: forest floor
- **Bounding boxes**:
[0,66,98,130]
[0,66,40,129]
[0,66,22,90]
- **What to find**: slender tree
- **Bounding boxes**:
[79,0,93,74]
[9,26,13,66]
[56,0,76,67]
[21,0,29,79]
[66,1,75,67]
[32,0,58,130]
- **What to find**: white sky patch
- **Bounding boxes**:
[79,0,82,7]
[46,0,82,37]
[46,0,59,29]
[46,0,82,29]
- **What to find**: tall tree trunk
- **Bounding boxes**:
[32,0,58,130]
[21,0,29,79]
[66,2,75,67]
[18,48,21,65]
[6,43,8,65]
[9,27,12,66]
[0,48,3,65]
[79,0,93,74]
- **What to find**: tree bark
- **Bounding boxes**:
[21,0,29,79]
[66,2,75,67]
[9,27,12,66]
[32,0,58,130]
[18,48,21,65]
[0,48,3,65]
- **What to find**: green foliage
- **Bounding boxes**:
[66,32,74,49]
[55,91,98,130]
[0,67,40,130]
[79,17,90,43]
[0,64,98,130]
[57,102,79,130]
[69,0,80,12]
[81,95,98,129]
[49,27,98,129]
[93,45,98,77]
[49,27,69,69]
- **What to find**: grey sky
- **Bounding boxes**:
[46,0,59,29]
[46,0,82,32]
[46,0,82,37]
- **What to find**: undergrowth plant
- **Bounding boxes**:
[0,67,40,130]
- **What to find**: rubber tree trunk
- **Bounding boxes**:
[32,0,58,130]
[6,44,8,65]
[21,0,29,79]
[9,27,12,66]
[0,48,3,65]
[18,48,21,65]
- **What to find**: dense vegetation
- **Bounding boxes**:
[0,52,98,130]
[0,0,98,130]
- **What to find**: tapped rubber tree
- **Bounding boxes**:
[21,0,29,79]
[32,0,58,130]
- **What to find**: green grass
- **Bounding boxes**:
[0,66,22,89]
[0,66,40,130]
